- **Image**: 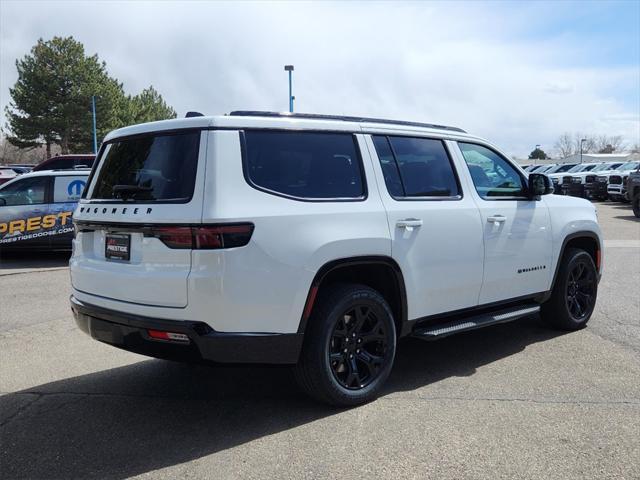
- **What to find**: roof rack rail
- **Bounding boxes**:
[229,111,466,133]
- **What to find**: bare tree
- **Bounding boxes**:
[0,130,52,165]
[573,133,596,154]
[611,135,626,152]
[555,132,632,158]
[554,132,574,159]
[595,135,625,153]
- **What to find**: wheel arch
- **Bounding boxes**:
[551,231,601,290]
[298,256,409,338]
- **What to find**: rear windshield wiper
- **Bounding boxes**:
[112,184,154,201]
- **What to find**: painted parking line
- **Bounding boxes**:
[604,240,640,248]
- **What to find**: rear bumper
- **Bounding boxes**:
[70,296,303,364]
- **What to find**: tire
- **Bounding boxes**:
[541,248,598,330]
[294,284,396,406]
[633,192,640,218]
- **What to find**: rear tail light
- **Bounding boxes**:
[147,329,190,343]
[152,226,193,249]
[149,223,254,250]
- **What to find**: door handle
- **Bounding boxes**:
[396,218,423,232]
[487,215,507,225]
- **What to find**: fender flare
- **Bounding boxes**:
[541,230,601,303]
[297,255,408,336]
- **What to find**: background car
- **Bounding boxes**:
[606,161,640,202]
[31,154,95,172]
[530,164,557,174]
[0,167,18,185]
[548,163,598,192]
[570,162,623,199]
[0,169,89,251]
[7,166,33,175]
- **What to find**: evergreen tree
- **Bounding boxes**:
[5,36,176,155]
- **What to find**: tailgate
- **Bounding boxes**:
[70,129,208,308]
[71,223,193,308]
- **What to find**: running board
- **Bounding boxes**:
[411,304,540,341]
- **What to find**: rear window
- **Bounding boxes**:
[89,131,200,202]
[243,131,365,200]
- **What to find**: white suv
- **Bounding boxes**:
[605,161,640,202]
[70,112,603,406]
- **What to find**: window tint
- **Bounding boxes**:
[458,143,526,199]
[373,135,460,197]
[244,131,364,199]
[90,131,200,202]
[53,176,88,203]
[0,176,48,206]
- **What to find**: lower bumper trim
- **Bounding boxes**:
[70,296,303,364]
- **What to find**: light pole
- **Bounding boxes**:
[91,95,98,154]
[580,138,586,164]
[284,65,294,113]
[534,144,541,165]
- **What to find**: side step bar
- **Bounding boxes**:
[411,303,540,341]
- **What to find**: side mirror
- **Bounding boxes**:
[528,173,554,197]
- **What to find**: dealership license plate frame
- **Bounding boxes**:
[105,233,131,261]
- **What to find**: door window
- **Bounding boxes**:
[0,176,48,206]
[372,135,461,198]
[458,143,526,199]
[53,176,88,203]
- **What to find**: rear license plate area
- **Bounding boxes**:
[105,233,131,261]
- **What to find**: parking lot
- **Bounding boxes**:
[0,201,638,479]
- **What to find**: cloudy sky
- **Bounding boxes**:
[1,0,638,157]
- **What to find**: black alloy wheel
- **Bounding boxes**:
[328,305,388,390]
[541,247,598,330]
[566,260,596,321]
[294,284,396,406]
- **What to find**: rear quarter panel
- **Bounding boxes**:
[193,130,391,333]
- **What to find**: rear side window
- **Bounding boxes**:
[372,135,461,198]
[53,176,87,203]
[243,131,365,200]
[89,131,200,202]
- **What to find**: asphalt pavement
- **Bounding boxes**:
[0,201,638,479]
